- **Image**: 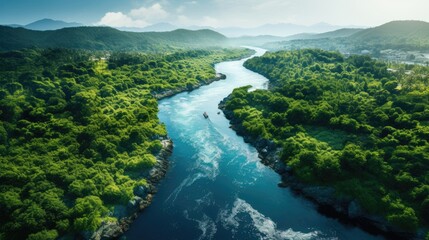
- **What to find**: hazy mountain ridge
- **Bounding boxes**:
[265,20,429,54]
[313,28,364,39]
[25,18,83,30]
[108,21,359,37]
[2,20,428,54]
[0,26,228,51]
[230,28,363,47]
[118,22,178,33]
[211,22,351,37]
[352,20,429,39]
[4,18,362,37]
[7,18,83,31]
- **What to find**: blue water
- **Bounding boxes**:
[124,47,383,240]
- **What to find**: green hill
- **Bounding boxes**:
[314,28,363,39]
[349,20,429,50]
[352,20,429,41]
[0,26,228,51]
[265,21,429,52]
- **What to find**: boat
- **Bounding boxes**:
[203,112,209,119]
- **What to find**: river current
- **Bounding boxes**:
[124,47,383,240]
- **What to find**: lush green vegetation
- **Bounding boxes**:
[0,26,228,51]
[224,49,429,232]
[265,20,429,54]
[0,47,252,239]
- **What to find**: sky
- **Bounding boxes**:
[1,0,429,28]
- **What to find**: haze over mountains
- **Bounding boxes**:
[7,18,83,31]
[213,22,358,37]
[2,19,429,58]
[265,20,429,53]
[5,18,362,37]
[230,28,364,46]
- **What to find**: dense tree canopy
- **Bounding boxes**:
[0,47,252,239]
[224,49,429,232]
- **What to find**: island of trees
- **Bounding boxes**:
[0,47,252,239]
[222,49,429,236]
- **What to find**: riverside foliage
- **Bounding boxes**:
[0,47,252,239]
[224,49,429,232]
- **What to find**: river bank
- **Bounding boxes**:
[219,96,425,240]
[85,51,256,239]
[82,139,173,240]
[123,46,388,240]
[152,73,226,100]
[86,72,231,239]
[152,49,256,100]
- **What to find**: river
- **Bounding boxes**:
[124,47,383,240]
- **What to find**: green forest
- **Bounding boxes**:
[223,49,429,232]
[0,47,252,239]
[0,26,228,52]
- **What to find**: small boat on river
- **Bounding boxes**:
[203,112,209,119]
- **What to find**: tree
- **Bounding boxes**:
[72,196,107,231]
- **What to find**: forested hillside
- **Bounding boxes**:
[265,20,429,53]
[0,47,251,239]
[0,26,228,51]
[223,49,429,233]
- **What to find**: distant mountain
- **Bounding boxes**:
[0,26,228,51]
[142,22,178,32]
[311,28,364,39]
[24,18,83,30]
[265,20,429,52]
[117,23,178,32]
[229,33,318,47]
[214,22,343,37]
[7,24,23,28]
[350,20,429,45]
[229,35,289,46]
[229,28,363,47]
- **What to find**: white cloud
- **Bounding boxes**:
[97,12,148,28]
[96,3,168,28]
[94,0,429,29]
[129,3,168,22]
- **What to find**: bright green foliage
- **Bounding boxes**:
[225,49,429,231]
[72,196,108,231]
[27,229,58,240]
[0,47,252,239]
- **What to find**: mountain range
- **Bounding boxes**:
[264,20,429,52]
[125,22,360,37]
[213,22,353,37]
[4,18,362,37]
[7,18,83,31]
[230,28,364,46]
[0,26,227,51]
[1,20,429,53]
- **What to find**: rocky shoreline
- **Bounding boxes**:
[153,73,226,100]
[84,73,231,239]
[83,139,173,240]
[219,97,425,240]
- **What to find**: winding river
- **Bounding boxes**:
[124,47,383,240]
